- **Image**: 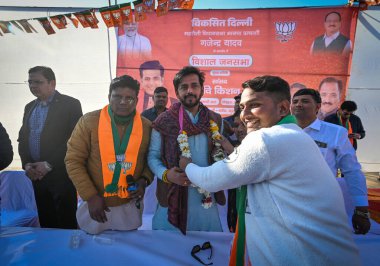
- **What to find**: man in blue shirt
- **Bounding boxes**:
[292,88,370,235]
[148,66,225,233]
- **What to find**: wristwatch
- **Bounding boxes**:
[354,209,370,219]
[44,161,53,172]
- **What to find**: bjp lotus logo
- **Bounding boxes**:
[144,0,153,7]
[275,22,296,42]
[104,14,111,21]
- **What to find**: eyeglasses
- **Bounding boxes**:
[191,241,213,265]
[26,80,46,85]
[111,95,136,104]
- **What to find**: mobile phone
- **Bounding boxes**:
[126,175,138,192]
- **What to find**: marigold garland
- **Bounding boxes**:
[177,119,225,209]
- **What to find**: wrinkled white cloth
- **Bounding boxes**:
[185,124,361,265]
[76,200,143,235]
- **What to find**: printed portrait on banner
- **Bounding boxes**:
[116,7,357,115]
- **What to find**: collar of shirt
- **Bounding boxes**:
[305,118,321,132]
[36,91,56,107]
[323,31,340,47]
[185,108,201,124]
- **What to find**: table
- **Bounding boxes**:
[1,227,232,266]
[1,174,379,266]
[1,226,380,266]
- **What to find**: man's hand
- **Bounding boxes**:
[179,156,192,172]
[352,207,371,234]
[33,162,51,178]
[215,135,234,155]
[25,163,43,181]
[128,178,147,200]
[88,194,110,223]
[167,166,190,186]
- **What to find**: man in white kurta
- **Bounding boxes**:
[180,76,360,265]
[117,21,151,61]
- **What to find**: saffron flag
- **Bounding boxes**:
[50,15,67,29]
[120,3,133,24]
[74,12,90,28]
[37,18,56,35]
[168,0,182,10]
[65,14,79,28]
[181,0,194,10]
[143,0,156,13]
[100,7,115,28]
[111,8,124,27]
[83,11,99,29]
[157,0,169,17]
[134,0,148,22]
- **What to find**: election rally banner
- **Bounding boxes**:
[116,7,358,115]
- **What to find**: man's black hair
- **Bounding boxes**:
[109,75,140,96]
[293,88,322,104]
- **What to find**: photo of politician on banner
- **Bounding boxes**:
[116,7,357,115]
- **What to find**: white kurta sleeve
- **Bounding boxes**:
[185,131,271,192]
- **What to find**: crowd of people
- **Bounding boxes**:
[0,65,371,265]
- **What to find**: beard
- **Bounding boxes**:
[180,94,201,108]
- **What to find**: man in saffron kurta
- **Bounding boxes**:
[65,75,153,234]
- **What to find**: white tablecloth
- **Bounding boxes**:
[1,172,379,266]
[1,225,380,266]
[1,227,233,266]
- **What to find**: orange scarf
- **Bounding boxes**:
[338,113,354,146]
[98,105,143,198]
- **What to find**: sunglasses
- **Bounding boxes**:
[191,241,213,265]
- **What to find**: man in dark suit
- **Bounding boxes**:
[311,11,352,56]
[18,66,82,229]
